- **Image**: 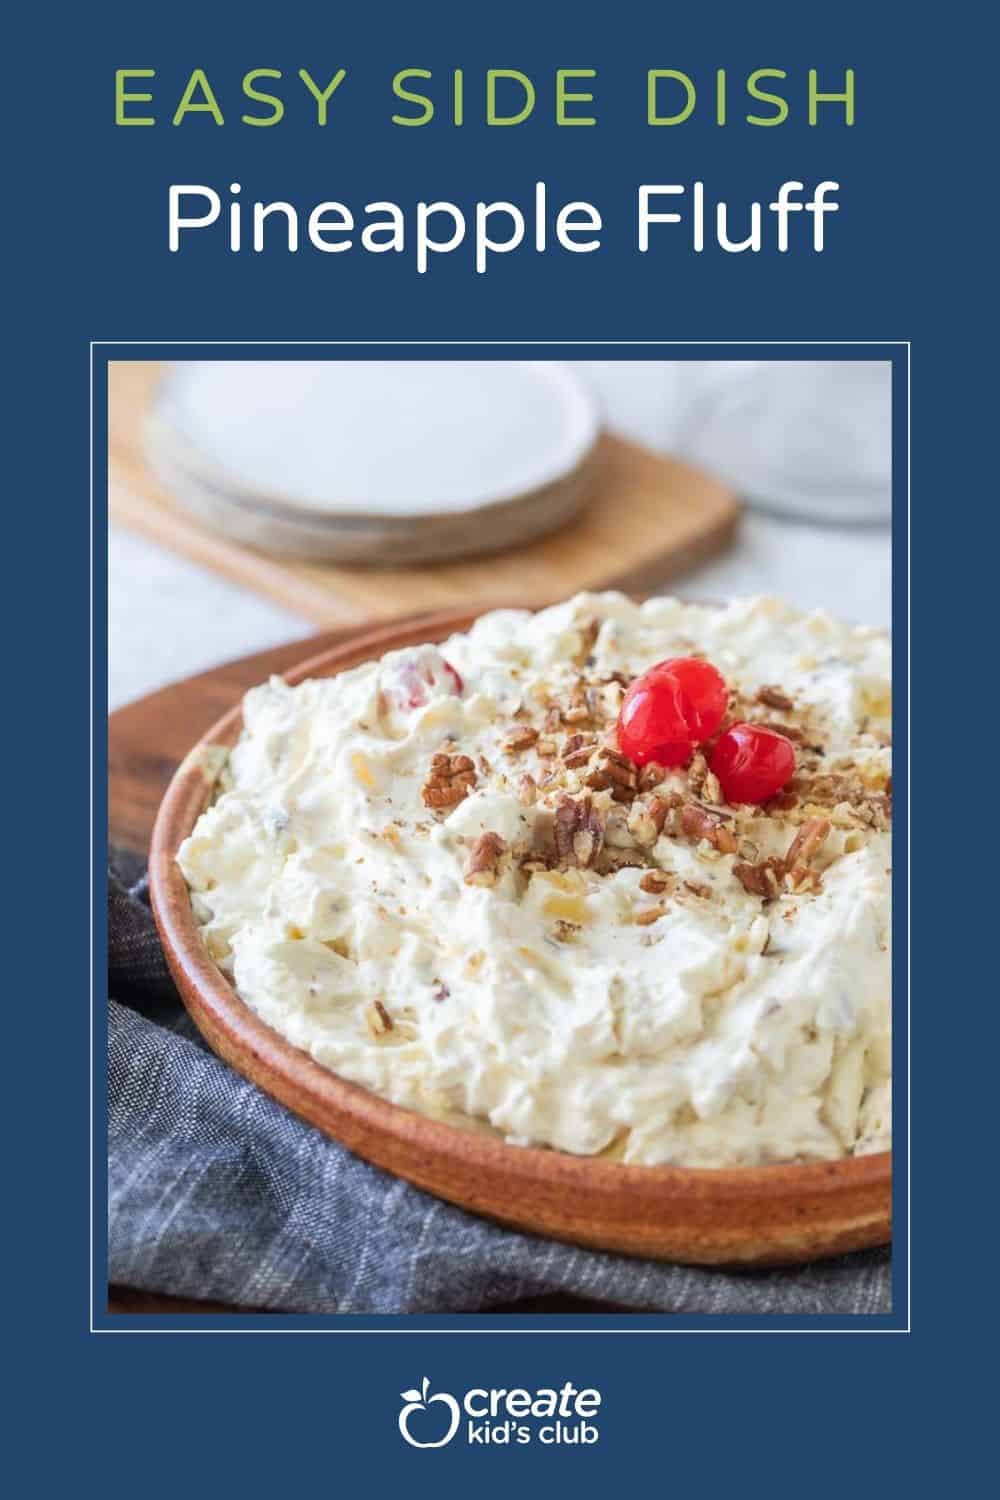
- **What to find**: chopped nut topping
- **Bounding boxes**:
[757,685,795,712]
[734,817,832,902]
[687,752,709,796]
[563,699,591,725]
[635,903,668,926]
[572,617,601,666]
[785,816,830,873]
[516,773,538,806]
[639,869,675,895]
[502,725,539,753]
[638,762,668,792]
[680,802,738,854]
[683,880,712,899]
[589,680,625,721]
[464,831,508,887]
[585,746,639,801]
[553,918,581,943]
[796,772,892,828]
[755,720,808,744]
[599,848,648,874]
[602,803,635,848]
[561,732,597,769]
[422,753,477,809]
[627,793,672,847]
[367,999,394,1037]
[553,794,604,869]
[733,859,784,900]
[701,769,723,805]
[864,793,892,831]
[536,736,558,758]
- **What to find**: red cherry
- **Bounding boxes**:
[392,655,464,709]
[617,658,728,766]
[709,723,796,804]
[442,661,464,696]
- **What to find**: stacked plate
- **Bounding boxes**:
[146,360,602,565]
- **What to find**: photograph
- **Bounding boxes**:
[107,353,893,1317]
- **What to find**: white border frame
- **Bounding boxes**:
[92,339,910,1335]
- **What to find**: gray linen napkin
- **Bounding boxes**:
[108,855,891,1316]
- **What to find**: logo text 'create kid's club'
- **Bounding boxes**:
[398,1378,602,1448]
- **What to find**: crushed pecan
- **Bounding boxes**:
[599,848,648,874]
[784,816,830,887]
[603,803,635,848]
[627,793,672,847]
[561,732,597,769]
[562,682,593,725]
[553,794,604,869]
[755,720,807,744]
[701,769,723,805]
[864,793,892,831]
[638,762,668,792]
[516,773,537,806]
[680,801,738,854]
[756,685,794,712]
[639,869,675,895]
[635,903,668,926]
[799,773,890,829]
[502,725,539,753]
[464,831,508,887]
[588,679,626,721]
[367,999,394,1036]
[422,753,477,809]
[683,880,713,899]
[573,617,601,666]
[733,859,784,900]
[585,746,639,802]
[687,752,709,797]
[733,819,831,901]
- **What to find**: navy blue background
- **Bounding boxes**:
[10,0,986,1489]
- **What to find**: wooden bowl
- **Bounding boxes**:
[149,607,892,1266]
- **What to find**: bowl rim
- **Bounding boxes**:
[149,602,891,1205]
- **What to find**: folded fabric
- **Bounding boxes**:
[108,855,891,1316]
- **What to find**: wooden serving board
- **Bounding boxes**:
[109,361,739,625]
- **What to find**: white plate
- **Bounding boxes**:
[150,360,601,521]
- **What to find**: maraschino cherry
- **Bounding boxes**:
[617,658,728,766]
[391,654,463,710]
[709,723,796,804]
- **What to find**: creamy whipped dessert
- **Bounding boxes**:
[178,593,892,1168]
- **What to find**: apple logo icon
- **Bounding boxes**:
[398,1378,461,1448]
